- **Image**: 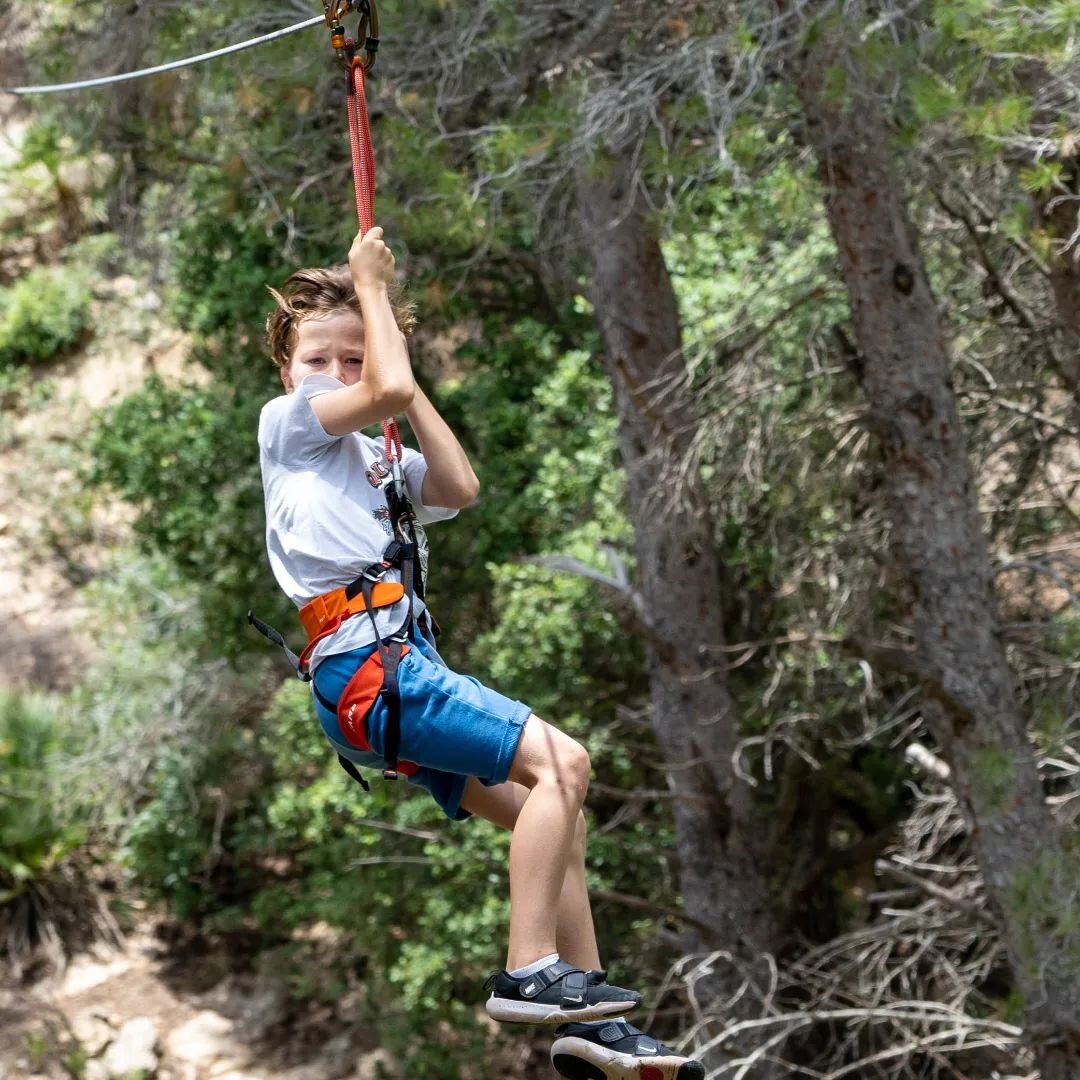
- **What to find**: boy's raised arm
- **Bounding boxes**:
[310,227,415,435]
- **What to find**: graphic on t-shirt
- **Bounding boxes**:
[373,506,393,536]
[366,460,391,489]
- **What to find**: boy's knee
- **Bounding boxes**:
[561,738,587,781]
[558,741,591,800]
[512,717,591,800]
[535,738,589,800]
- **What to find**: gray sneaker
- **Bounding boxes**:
[483,960,641,1024]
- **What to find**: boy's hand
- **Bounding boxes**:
[349,226,395,292]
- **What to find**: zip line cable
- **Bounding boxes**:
[1,14,325,95]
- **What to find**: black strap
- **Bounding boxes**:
[336,753,371,792]
[385,466,426,601]
[247,610,310,682]
[379,684,402,776]
[518,962,588,1006]
[359,572,410,779]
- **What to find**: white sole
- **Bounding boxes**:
[550,1035,704,1080]
[485,995,637,1024]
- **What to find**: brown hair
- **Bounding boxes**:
[265,265,417,369]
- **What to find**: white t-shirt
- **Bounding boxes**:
[258,373,458,668]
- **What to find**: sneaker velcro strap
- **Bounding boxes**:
[519,960,586,1000]
[558,969,588,1009]
[597,1021,657,1050]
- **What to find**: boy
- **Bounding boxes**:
[258,226,704,1079]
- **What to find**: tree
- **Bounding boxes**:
[576,147,780,1064]
[782,3,1080,1073]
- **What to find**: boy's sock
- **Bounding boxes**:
[508,952,560,978]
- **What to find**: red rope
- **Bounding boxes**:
[383,416,402,463]
[347,62,376,235]
[345,56,402,463]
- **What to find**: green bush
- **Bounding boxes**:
[86,374,282,656]
[0,692,83,900]
[0,264,93,368]
[0,691,90,966]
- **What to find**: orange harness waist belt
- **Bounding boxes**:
[299,580,406,641]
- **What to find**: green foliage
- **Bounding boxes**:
[17,118,66,178]
[0,263,93,368]
[0,365,57,448]
[961,94,1033,140]
[935,0,1080,59]
[418,313,603,658]
[87,375,282,654]
[0,692,85,905]
[122,733,257,921]
[169,178,293,358]
[1018,160,1064,194]
[907,71,961,124]
[0,692,100,969]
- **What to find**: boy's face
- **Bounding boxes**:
[281,310,365,393]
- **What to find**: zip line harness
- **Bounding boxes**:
[249,0,429,794]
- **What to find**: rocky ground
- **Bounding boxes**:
[0,927,396,1080]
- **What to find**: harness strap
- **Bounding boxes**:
[336,753,372,793]
[247,610,309,682]
[359,570,410,780]
[299,578,404,640]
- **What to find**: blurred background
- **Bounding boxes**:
[2,1,1080,1077]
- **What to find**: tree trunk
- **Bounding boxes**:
[791,17,1080,1076]
[575,150,778,992]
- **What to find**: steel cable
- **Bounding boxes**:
[1,15,325,95]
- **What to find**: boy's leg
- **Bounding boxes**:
[495,714,592,971]
[459,776,600,971]
[454,714,640,1023]
[463,749,705,1073]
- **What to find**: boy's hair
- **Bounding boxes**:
[266,265,417,369]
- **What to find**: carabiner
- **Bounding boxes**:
[324,0,379,72]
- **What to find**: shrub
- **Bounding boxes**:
[0,691,95,971]
[0,264,93,368]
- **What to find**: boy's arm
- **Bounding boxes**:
[310,228,416,435]
[406,383,480,509]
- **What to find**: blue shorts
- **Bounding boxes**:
[310,631,531,820]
